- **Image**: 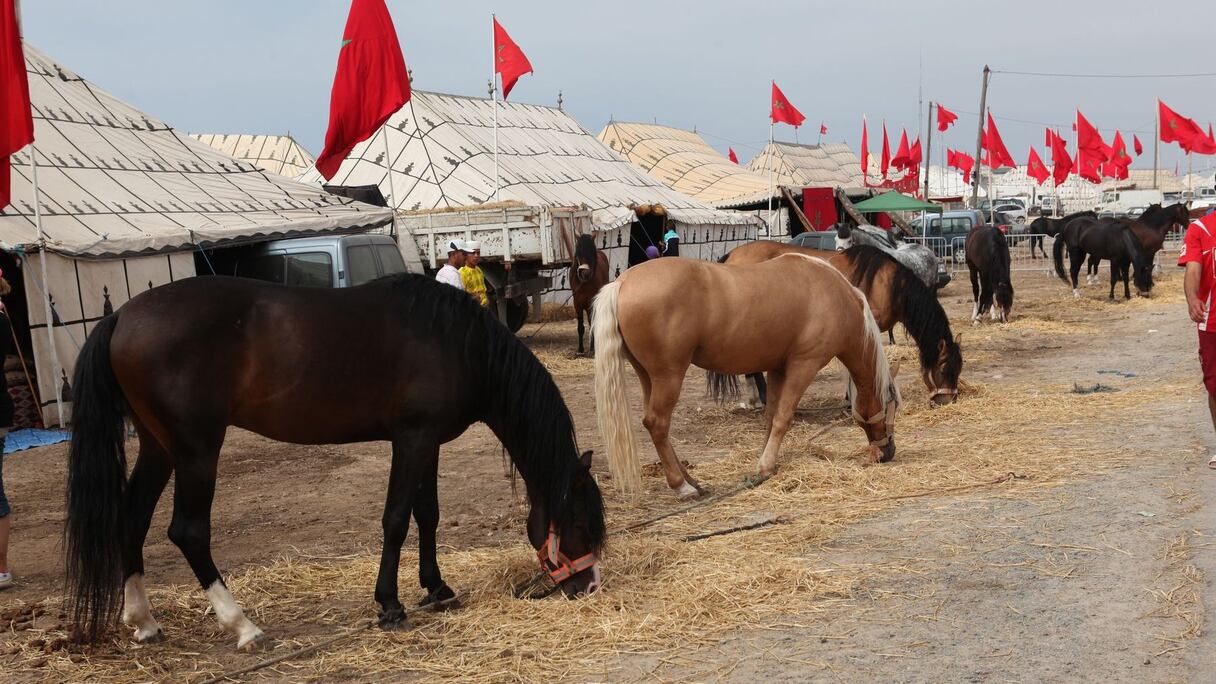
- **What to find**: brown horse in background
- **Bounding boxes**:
[966,226,1014,322]
[571,233,610,355]
[724,241,962,405]
[593,255,901,500]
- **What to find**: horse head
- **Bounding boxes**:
[527,450,605,599]
[573,234,598,284]
[927,332,964,406]
[1028,216,1049,235]
[994,281,1014,322]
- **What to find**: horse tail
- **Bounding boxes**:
[65,313,129,642]
[1052,228,1068,282]
[592,281,642,493]
[705,371,740,404]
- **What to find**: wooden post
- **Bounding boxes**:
[971,66,990,208]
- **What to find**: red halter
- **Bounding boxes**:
[537,524,598,584]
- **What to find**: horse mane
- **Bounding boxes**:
[575,234,598,275]
[1063,210,1097,222]
[984,227,1012,286]
[382,275,605,552]
[841,245,960,383]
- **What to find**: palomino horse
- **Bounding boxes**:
[570,233,610,354]
[593,255,901,500]
[66,275,606,648]
[1053,217,1153,300]
[724,242,962,406]
[965,226,1014,323]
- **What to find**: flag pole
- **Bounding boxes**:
[491,14,500,203]
[924,100,934,201]
[1153,101,1160,190]
[30,144,64,428]
[381,125,397,235]
[767,121,775,233]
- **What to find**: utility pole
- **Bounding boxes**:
[924,100,934,200]
[971,66,990,208]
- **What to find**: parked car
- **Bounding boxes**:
[992,203,1028,226]
[911,210,986,264]
[788,230,838,251]
[1038,195,1058,216]
[991,211,1017,236]
[211,234,410,289]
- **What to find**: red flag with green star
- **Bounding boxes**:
[315,0,411,180]
[770,82,805,128]
[493,17,533,100]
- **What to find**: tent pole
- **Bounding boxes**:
[30,144,64,428]
[381,124,396,237]
[492,15,500,203]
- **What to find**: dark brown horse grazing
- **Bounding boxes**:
[966,226,1014,323]
[1053,217,1153,300]
[570,233,610,354]
[724,241,962,406]
[65,275,606,648]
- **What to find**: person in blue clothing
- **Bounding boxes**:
[661,228,680,257]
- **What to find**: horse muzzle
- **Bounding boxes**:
[930,388,958,406]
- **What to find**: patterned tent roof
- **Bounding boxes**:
[0,44,392,258]
[596,122,773,208]
[747,141,867,189]
[191,134,316,178]
[297,91,757,232]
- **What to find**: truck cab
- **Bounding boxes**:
[1096,189,1164,217]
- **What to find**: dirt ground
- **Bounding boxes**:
[3,260,1216,682]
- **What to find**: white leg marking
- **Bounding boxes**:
[1072,289,1080,299]
[971,302,980,322]
[122,574,163,642]
[205,580,264,649]
[674,481,700,500]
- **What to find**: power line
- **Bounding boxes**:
[992,69,1216,79]
[953,108,1154,136]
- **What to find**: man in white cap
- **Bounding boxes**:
[460,240,489,307]
[435,239,468,290]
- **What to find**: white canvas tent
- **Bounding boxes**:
[0,44,393,426]
[747,141,868,190]
[191,134,316,178]
[298,91,760,298]
[596,122,772,208]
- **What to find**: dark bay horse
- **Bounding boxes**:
[1029,211,1097,262]
[594,255,901,500]
[570,233,610,355]
[1078,204,1188,284]
[724,241,962,406]
[66,275,606,648]
[1053,218,1153,300]
[965,226,1014,323]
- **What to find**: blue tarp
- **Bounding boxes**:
[3,428,70,454]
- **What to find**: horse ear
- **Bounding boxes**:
[579,450,593,470]
[954,332,963,347]
[889,358,902,379]
[937,338,947,355]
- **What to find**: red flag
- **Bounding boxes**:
[1133,134,1143,156]
[315,0,411,181]
[947,149,975,185]
[728,148,739,164]
[982,113,1016,169]
[1045,127,1055,148]
[1074,111,1110,183]
[909,136,923,168]
[860,118,869,178]
[2,0,33,210]
[1077,154,1102,184]
[891,128,911,170]
[493,17,533,100]
[936,104,958,132]
[1026,147,1050,185]
[1050,130,1073,187]
[1108,130,1132,169]
[820,122,828,136]
[1159,100,1207,152]
[880,122,891,178]
[770,82,805,127]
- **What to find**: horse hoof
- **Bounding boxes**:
[237,630,267,652]
[746,472,774,487]
[378,608,408,631]
[674,481,701,500]
[419,585,458,611]
[134,628,164,645]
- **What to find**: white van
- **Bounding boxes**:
[1095,189,1164,217]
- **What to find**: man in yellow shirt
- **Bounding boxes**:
[460,240,489,307]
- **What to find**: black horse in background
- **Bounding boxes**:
[65,275,606,648]
[1028,211,1097,261]
[965,226,1014,323]
[1053,217,1153,300]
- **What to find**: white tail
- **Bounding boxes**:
[592,281,642,493]
[847,286,902,420]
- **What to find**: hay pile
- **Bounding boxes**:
[3,368,1184,682]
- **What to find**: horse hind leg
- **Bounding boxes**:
[376,431,434,628]
[121,425,172,643]
[165,429,264,650]
[642,371,701,499]
[409,440,454,608]
[757,362,818,480]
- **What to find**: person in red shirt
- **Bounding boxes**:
[1180,212,1216,467]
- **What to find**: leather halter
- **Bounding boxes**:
[931,387,959,399]
[853,402,896,449]
[537,525,598,584]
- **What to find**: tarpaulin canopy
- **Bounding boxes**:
[851,191,942,214]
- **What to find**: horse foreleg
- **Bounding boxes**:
[642,372,701,499]
[758,363,818,480]
[586,307,595,355]
[576,306,585,355]
[411,446,454,608]
[167,440,265,650]
[969,267,981,322]
[375,432,433,629]
[121,430,172,644]
[1121,261,1132,300]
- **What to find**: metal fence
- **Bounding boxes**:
[914,229,1185,278]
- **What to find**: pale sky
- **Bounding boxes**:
[21,0,1216,173]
